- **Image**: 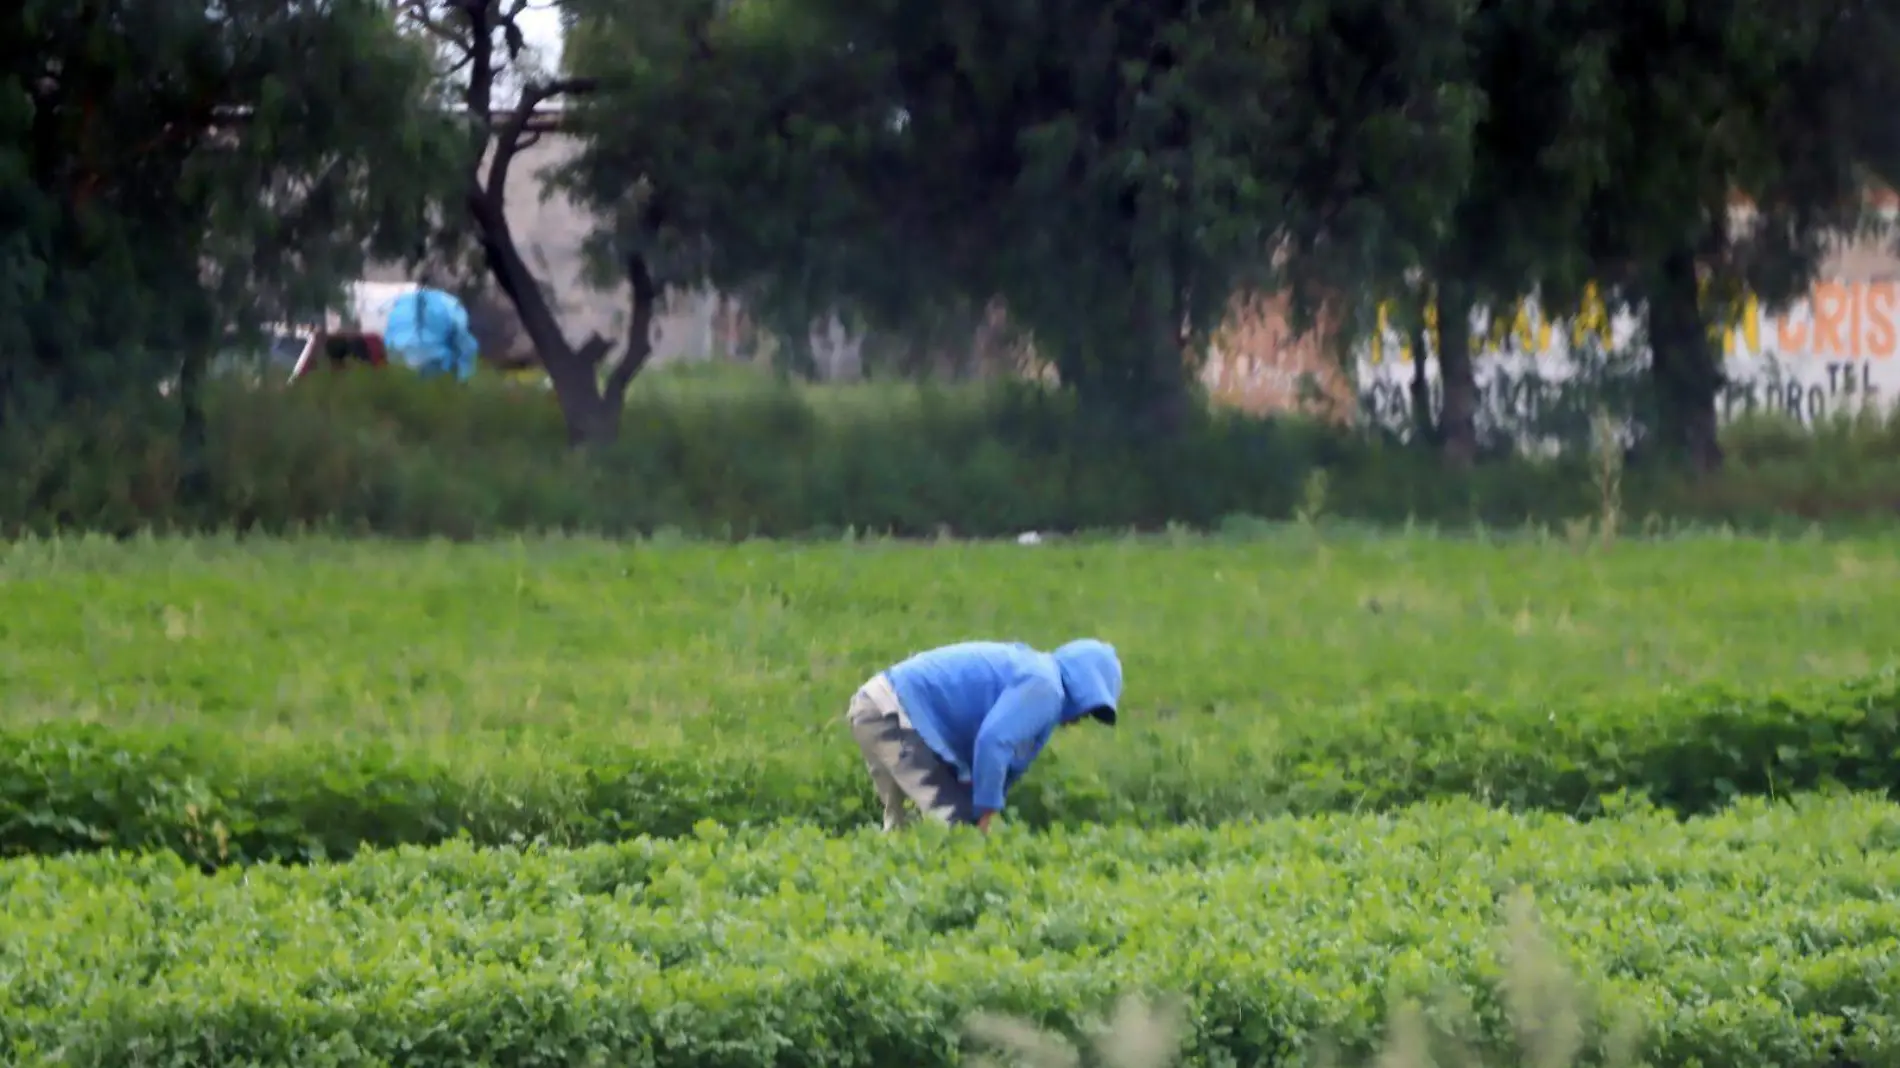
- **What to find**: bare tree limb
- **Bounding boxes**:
[395,0,475,53]
[576,335,612,365]
[484,77,599,204]
[521,77,601,113]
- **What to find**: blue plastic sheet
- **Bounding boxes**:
[382,287,479,381]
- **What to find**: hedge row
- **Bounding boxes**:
[4,795,1895,1068]
[7,366,1900,540]
[4,671,1896,867]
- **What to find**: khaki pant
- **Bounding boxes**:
[846,674,975,831]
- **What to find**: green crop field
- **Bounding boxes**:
[5,531,1899,742]
[4,795,1898,1067]
[5,530,1900,1067]
[4,531,1900,861]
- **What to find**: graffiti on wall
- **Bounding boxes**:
[1199,291,1356,418]
[1201,278,1900,432]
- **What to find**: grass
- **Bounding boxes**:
[7,527,1900,865]
[11,362,1900,541]
[4,527,1898,750]
[15,372,1900,1060]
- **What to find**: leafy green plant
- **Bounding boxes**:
[5,532,1900,864]
[963,894,1644,1068]
[4,669,1899,865]
[3,794,1896,1067]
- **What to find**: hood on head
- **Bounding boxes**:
[1052,639,1122,726]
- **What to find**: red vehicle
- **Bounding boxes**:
[286,328,391,382]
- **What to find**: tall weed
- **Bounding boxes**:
[966,894,1643,1068]
[3,365,1898,538]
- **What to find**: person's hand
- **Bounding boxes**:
[975,811,996,835]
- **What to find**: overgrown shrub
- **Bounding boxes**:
[4,365,1898,539]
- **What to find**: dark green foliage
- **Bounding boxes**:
[0,0,461,424]
[1567,0,1900,468]
[1327,0,1900,470]
[6,368,1900,539]
[4,671,1896,867]
[4,794,1898,1068]
[1352,0,1608,460]
[561,0,1479,429]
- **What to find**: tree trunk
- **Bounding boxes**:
[603,254,658,417]
[1116,284,1193,438]
[446,1,627,449]
[1403,293,1437,447]
[1408,327,1437,445]
[538,256,657,449]
[177,346,210,503]
[1059,276,1194,437]
[1139,367,1192,437]
[542,344,616,447]
[1435,282,1478,468]
[1143,300,1193,438]
[467,179,656,449]
[1646,248,1723,473]
[1057,336,1190,439]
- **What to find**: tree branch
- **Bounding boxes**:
[603,253,659,403]
[522,77,601,113]
[396,0,475,55]
[576,335,612,365]
[483,77,599,205]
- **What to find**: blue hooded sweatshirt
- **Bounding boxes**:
[383,287,479,381]
[883,639,1122,814]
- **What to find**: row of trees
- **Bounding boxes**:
[8,0,1900,470]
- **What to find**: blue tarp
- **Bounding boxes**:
[382,288,479,381]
